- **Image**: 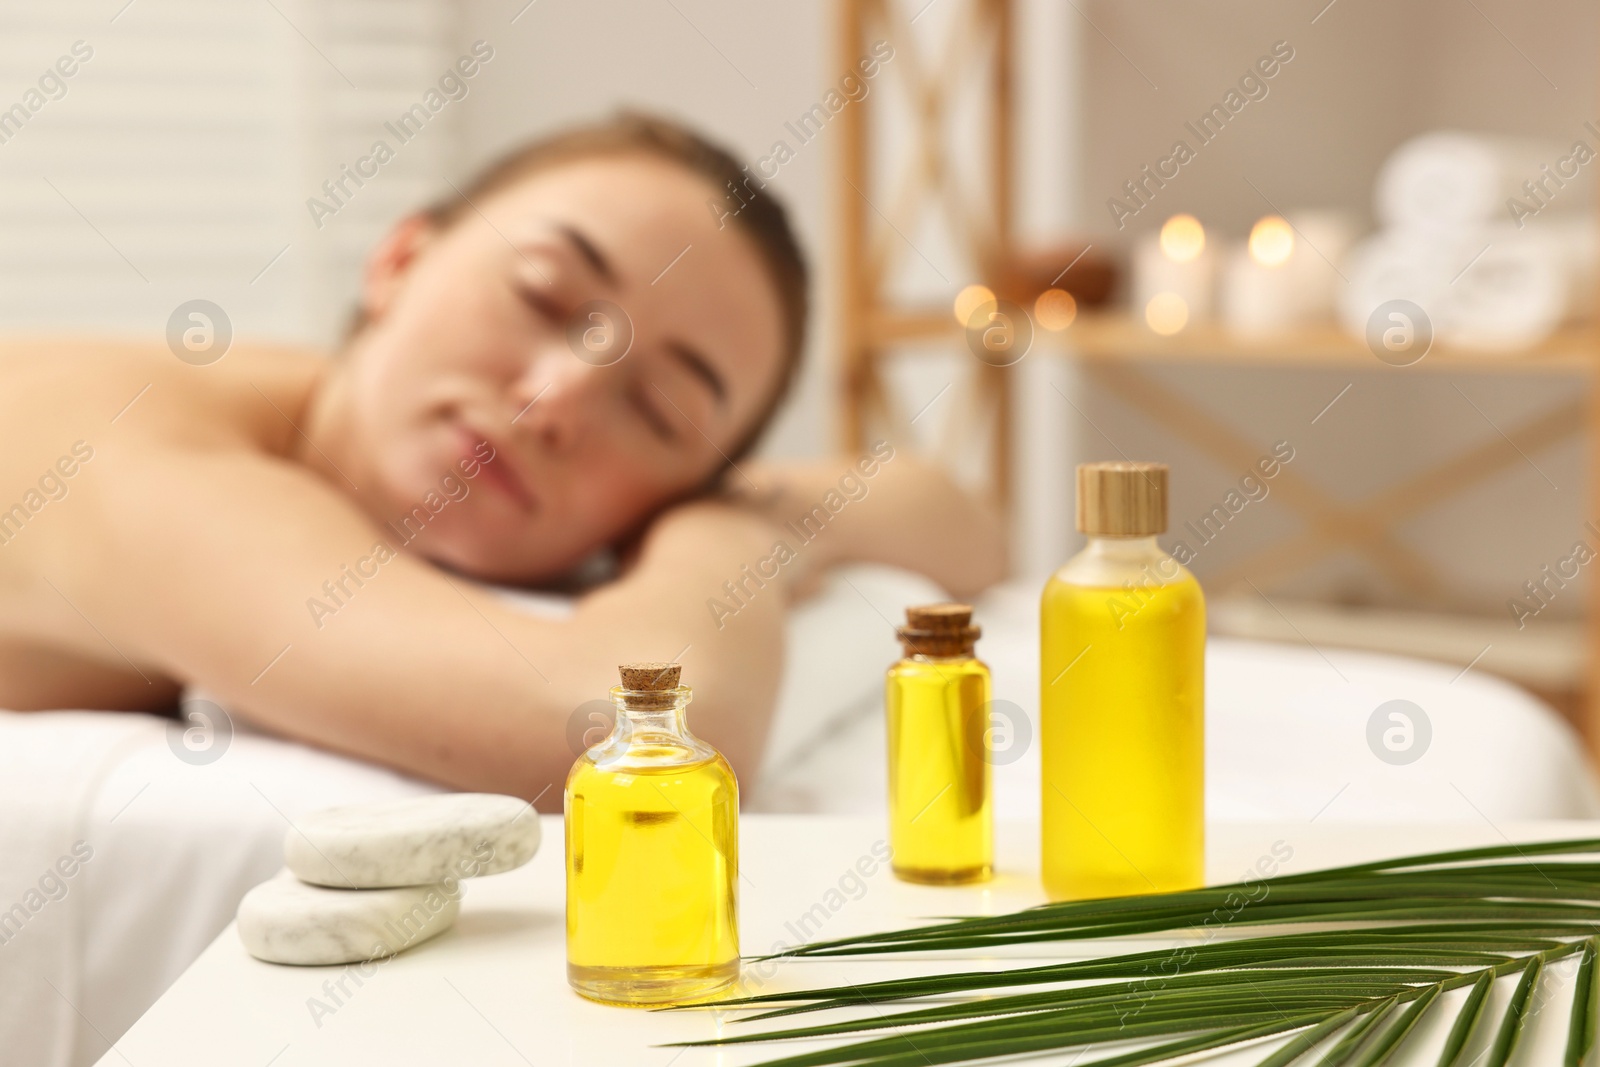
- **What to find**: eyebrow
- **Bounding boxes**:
[557,224,616,284]
[665,340,727,407]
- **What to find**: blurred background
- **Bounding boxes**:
[2,0,1594,726]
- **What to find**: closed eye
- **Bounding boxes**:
[518,286,565,322]
[630,386,677,441]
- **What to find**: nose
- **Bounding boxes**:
[511,350,608,455]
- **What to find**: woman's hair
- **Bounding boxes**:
[417,111,810,463]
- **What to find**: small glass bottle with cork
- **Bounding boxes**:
[564,662,740,1005]
[885,603,993,885]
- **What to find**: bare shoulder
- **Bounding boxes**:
[0,336,328,452]
[0,337,346,672]
[0,336,336,582]
[0,336,334,567]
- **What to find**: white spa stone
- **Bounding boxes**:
[237,873,461,965]
[284,793,539,889]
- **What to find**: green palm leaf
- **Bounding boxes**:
[1313,995,1398,1067]
[1257,1007,1367,1067]
[1566,938,1599,1067]
[665,838,1600,1067]
[1484,957,1542,1067]
[1436,969,1494,1067]
[1348,985,1438,1067]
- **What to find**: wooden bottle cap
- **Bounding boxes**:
[896,603,980,657]
[1076,462,1167,536]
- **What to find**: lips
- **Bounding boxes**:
[454,422,537,513]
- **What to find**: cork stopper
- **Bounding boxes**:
[1077,462,1167,536]
[616,662,684,709]
[896,603,980,658]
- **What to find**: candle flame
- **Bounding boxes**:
[1159,214,1205,263]
[1248,216,1295,267]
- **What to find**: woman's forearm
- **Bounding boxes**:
[81,455,794,807]
[287,501,795,804]
[731,451,1009,599]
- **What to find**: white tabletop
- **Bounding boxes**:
[103,816,1600,1066]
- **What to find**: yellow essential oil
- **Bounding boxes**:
[565,662,739,1005]
[886,604,993,884]
[1040,462,1205,901]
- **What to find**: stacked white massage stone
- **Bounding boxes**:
[237,793,540,965]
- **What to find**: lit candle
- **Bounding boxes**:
[1222,251,1295,335]
[1133,214,1213,333]
[1283,211,1354,319]
[1223,213,1354,335]
[1221,216,1301,335]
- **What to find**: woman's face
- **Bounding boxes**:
[334,153,787,583]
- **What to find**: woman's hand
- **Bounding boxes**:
[710,462,849,600]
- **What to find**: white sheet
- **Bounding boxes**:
[0,714,153,1067]
[751,582,1600,823]
[1,570,1592,1066]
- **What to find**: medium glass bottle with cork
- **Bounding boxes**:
[885,604,993,884]
[564,662,739,1005]
[1040,462,1205,901]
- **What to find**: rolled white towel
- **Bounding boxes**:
[1376,132,1568,232]
[1442,235,1567,348]
[1441,216,1596,349]
[1338,229,1460,339]
[1342,218,1596,351]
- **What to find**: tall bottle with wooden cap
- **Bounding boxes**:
[1040,462,1204,900]
[886,604,993,884]
[565,662,739,1005]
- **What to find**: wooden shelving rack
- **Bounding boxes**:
[836,0,1015,505]
[832,0,1600,751]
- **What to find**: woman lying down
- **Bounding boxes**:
[0,113,1005,806]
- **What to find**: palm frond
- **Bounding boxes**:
[663,838,1600,1067]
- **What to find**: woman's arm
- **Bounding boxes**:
[726,447,1009,600]
[67,449,792,808]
